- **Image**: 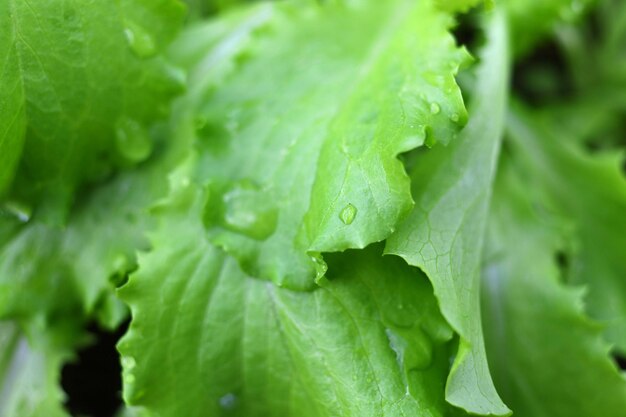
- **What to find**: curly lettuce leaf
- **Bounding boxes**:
[386,10,510,416]
[547,0,626,149]
[170,0,468,290]
[505,104,626,354]
[118,181,466,417]
[0,0,264,366]
[0,125,189,330]
[0,320,84,417]
[482,156,626,417]
[0,0,185,217]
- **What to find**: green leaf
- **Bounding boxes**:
[171,0,468,290]
[1,0,185,217]
[0,0,255,343]
[386,11,510,416]
[0,320,80,417]
[506,104,626,353]
[435,0,485,13]
[505,0,593,55]
[482,156,626,417]
[118,183,465,417]
[0,11,26,197]
[0,117,192,330]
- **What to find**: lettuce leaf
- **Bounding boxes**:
[170,0,468,290]
[2,1,625,416]
[505,0,593,55]
[0,0,185,217]
[0,110,196,331]
[482,154,626,417]
[386,10,510,416]
[0,320,83,417]
[505,104,626,353]
[118,182,463,417]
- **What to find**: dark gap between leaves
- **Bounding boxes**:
[554,250,571,284]
[61,320,130,417]
[451,11,480,51]
[555,250,569,270]
[613,353,626,371]
[512,39,575,105]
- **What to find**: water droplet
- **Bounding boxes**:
[219,393,237,410]
[339,203,357,225]
[124,21,156,58]
[206,181,278,240]
[450,113,460,123]
[2,201,31,223]
[430,103,441,115]
[423,72,444,86]
[115,117,153,163]
[310,252,328,283]
[122,356,136,370]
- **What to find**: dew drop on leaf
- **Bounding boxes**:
[339,203,357,225]
[450,113,460,123]
[215,181,278,240]
[310,252,328,283]
[1,201,32,223]
[429,102,441,114]
[123,21,157,58]
[121,356,136,370]
[115,117,153,163]
[219,393,238,410]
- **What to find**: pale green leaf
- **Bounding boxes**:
[0,0,260,339]
[0,321,78,417]
[0,118,191,330]
[171,0,468,290]
[118,183,464,417]
[506,104,626,353]
[0,9,25,197]
[1,0,185,216]
[482,156,626,417]
[386,11,510,416]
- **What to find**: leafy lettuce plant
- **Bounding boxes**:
[1,0,625,416]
